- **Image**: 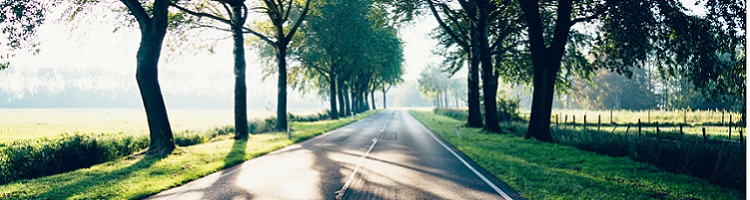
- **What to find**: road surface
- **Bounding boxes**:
[148,110,523,200]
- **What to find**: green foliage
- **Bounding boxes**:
[496,92,520,122]
[0,134,149,185]
[594,0,745,104]
[289,111,331,122]
[550,126,745,190]
[433,108,468,121]
[291,0,404,105]
[411,111,742,199]
[573,68,659,110]
[0,0,60,51]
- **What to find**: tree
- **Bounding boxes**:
[385,0,483,127]
[573,68,658,110]
[170,0,251,138]
[427,0,526,132]
[520,0,745,141]
[120,0,177,154]
[418,65,451,107]
[290,0,403,117]
[243,0,312,131]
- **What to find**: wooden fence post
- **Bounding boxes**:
[638,119,642,138]
[584,115,587,132]
[610,110,613,124]
[656,121,660,137]
[598,115,601,133]
[573,115,576,130]
[556,114,559,125]
[729,115,733,140]
[565,115,568,126]
[648,110,651,123]
[702,127,707,143]
[722,110,725,125]
[679,124,683,136]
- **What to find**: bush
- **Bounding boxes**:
[289,111,331,122]
[549,127,745,190]
[496,93,520,122]
[433,108,468,121]
[0,125,242,185]
[248,117,277,134]
[0,134,149,184]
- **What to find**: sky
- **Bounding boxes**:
[0,0,708,109]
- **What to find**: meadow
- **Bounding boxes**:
[412,111,744,199]
[520,109,744,140]
[0,108,320,142]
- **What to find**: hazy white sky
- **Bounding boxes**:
[0,0,706,108]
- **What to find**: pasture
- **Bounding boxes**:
[0,109,320,142]
[522,109,745,140]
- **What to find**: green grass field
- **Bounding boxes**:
[410,110,743,199]
[516,109,744,140]
[0,109,323,142]
[0,110,379,199]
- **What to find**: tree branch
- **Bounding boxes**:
[427,0,469,49]
[170,2,232,25]
[284,0,311,43]
[282,0,293,25]
[569,6,604,27]
[243,26,276,45]
[119,0,150,27]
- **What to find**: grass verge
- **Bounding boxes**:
[409,110,743,199]
[0,110,379,199]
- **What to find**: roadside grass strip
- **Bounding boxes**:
[0,110,378,199]
[409,111,743,200]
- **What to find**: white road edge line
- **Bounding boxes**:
[335,138,378,200]
[411,113,514,200]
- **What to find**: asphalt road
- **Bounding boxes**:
[148,110,523,200]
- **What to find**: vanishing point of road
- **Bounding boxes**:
[148,110,524,200]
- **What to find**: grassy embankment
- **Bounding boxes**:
[410,110,743,199]
[0,110,378,199]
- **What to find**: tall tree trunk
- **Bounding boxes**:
[128,0,174,155]
[344,86,351,116]
[382,87,387,109]
[329,76,339,119]
[521,0,573,142]
[364,90,370,111]
[137,34,175,154]
[337,79,346,117]
[467,34,483,127]
[276,45,288,131]
[371,90,376,110]
[231,5,248,138]
[478,1,501,132]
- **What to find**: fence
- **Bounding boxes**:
[547,110,745,146]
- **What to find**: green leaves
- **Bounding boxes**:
[0,0,61,54]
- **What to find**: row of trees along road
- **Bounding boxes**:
[2,0,403,155]
[385,0,744,142]
[417,65,466,108]
[274,0,404,120]
[3,0,745,147]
